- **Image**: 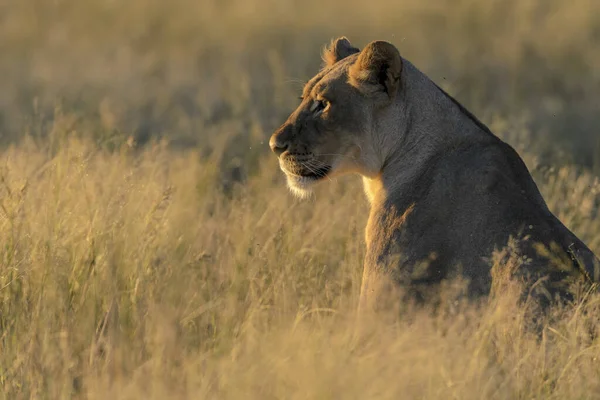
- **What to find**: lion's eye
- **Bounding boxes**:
[310,99,329,114]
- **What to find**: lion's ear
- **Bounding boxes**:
[349,41,402,100]
[322,37,360,67]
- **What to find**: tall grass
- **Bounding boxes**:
[0,130,598,398]
[0,0,599,398]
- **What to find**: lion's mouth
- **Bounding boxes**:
[281,162,332,180]
[299,165,331,179]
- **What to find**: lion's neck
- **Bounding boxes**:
[363,60,494,208]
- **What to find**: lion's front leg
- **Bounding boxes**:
[357,260,398,317]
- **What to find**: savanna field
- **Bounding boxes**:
[1,0,600,398]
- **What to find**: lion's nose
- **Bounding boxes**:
[269,134,289,157]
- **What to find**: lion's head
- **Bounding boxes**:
[269,37,403,197]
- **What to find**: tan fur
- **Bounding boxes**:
[348,41,402,101]
[270,37,600,313]
[321,37,359,67]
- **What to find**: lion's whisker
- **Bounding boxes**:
[300,161,333,182]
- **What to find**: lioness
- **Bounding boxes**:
[269,37,599,310]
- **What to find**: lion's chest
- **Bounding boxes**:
[365,202,444,280]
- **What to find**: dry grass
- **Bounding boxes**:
[0,0,600,398]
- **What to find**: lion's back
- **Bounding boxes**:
[383,139,596,298]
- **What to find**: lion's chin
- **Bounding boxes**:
[285,174,319,199]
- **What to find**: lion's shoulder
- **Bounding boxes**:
[435,139,528,189]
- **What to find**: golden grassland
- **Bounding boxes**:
[1,0,600,398]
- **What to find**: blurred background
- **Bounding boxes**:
[1,0,599,171]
